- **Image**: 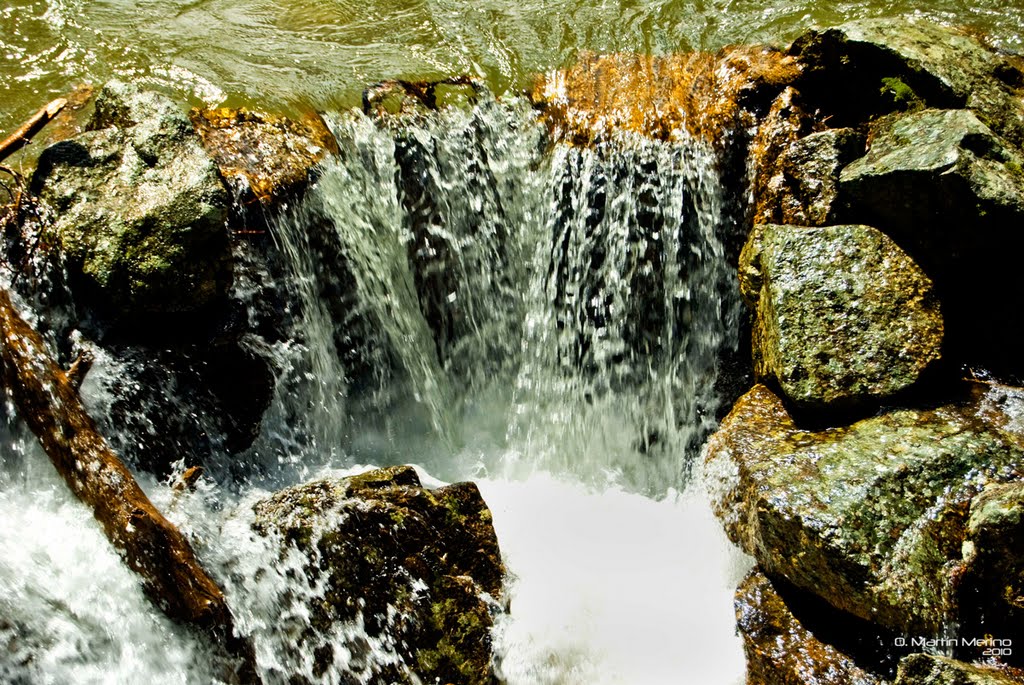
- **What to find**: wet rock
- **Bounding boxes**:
[790,19,1024,146]
[251,465,504,685]
[736,569,892,685]
[838,108,1024,375]
[958,475,1024,654]
[31,80,230,317]
[189,107,339,207]
[895,654,1024,685]
[750,87,821,225]
[530,46,801,146]
[756,127,865,226]
[740,223,943,409]
[704,383,1024,636]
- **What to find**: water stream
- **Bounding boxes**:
[0,95,754,683]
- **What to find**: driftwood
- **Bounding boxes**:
[0,98,67,163]
[0,289,257,681]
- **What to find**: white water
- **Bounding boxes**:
[0,96,752,683]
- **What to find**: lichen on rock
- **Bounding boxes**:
[30,79,230,317]
[249,465,504,685]
[741,223,943,409]
[704,382,1024,636]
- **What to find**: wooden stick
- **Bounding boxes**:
[0,98,67,163]
[0,289,257,681]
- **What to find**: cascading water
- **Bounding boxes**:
[0,94,752,684]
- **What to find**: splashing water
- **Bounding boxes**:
[0,96,752,683]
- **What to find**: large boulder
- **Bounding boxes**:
[31,80,230,317]
[704,383,1024,636]
[249,465,504,685]
[838,108,1024,374]
[740,223,943,409]
[790,19,1024,146]
[736,570,890,685]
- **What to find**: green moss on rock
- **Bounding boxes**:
[705,383,1024,636]
[251,465,504,685]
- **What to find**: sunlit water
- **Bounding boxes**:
[0,92,758,683]
[2,0,1022,680]
[2,0,1024,134]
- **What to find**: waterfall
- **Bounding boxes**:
[0,95,751,683]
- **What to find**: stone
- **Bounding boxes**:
[895,654,1024,685]
[703,382,1024,636]
[750,87,820,225]
[838,108,1024,374]
[530,46,801,145]
[189,107,339,206]
[31,80,230,317]
[740,223,943,409]
[250,465,504,685]
[756,127,865,226]
[790,19,1024,146]
[736,570,891,685]
[958,475,1024,653]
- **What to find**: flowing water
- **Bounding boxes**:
[2,1,1023,683]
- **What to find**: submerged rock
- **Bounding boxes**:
[740,223,943,409]
[790,19,1024,146]
[251,465,504,685]
[189,107,339,207]
[31,80,230,317]
[704,383,1024,636]
[736,570,891,685]
[895,654,1024,685]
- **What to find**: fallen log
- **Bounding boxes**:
[0,98,66,163]
[0,288,257,681]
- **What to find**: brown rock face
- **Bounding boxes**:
[736,570,891,685]
[190,107,339,206]
[530,46,800,145]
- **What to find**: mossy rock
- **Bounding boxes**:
[741,223,943,409]
[838,107,1024,376]
[705,383,1024,636]
[790,19,1024,146]
[251,465,504,685]
[31,79,230,318]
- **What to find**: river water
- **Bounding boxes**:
[2,0,1024,132]
[1,2,1022,684]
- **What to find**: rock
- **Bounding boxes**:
[31,80,230,317]
[189,107,339,207]
[703,382,1024,636]
[838,108,1024,374]
[790,19,1024,146]
[736,570,892,685]
[755,127,865,226]
[895,654,1024,685]
[958,476,1024,654]
[740,223,943,408]
[530,46,801,145]
[251,465,504,685]
[749,87,820,225]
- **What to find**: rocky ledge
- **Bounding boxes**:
[689,17,1024,684]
